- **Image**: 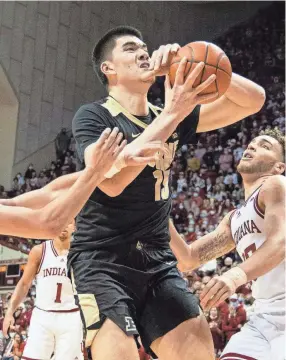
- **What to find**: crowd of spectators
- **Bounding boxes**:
[0,292,34,359]
[0,3,284,359]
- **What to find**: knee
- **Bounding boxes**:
[91,318,139,360]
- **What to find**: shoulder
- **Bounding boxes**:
[225,209,236,224]
[215,210,236,238]
[28,243,45,262]
[72,100,111,127]
[259,175,286,207]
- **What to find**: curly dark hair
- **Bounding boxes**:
[259,127,285,162]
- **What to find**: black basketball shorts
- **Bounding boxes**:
[68,243,200,355]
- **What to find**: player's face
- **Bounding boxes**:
[108,35,154,87]
[237,135,285,176]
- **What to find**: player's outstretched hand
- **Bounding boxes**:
[123,140,167,166]
[141,43,180,81]
[84,127,127,175]
[3,309,15,338]
[199,275,236,310]
[164,57,218,118]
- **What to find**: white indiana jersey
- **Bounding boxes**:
[230,185,285,313]
[35,240,77,311]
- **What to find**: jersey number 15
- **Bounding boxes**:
[152,141,178,201]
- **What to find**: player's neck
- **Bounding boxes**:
[109,87,149,116]
[242,174,272,199]
[53,238,70,255]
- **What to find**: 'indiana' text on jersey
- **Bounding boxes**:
[43,267,67,277]
[70,97,200,251]
[233,220,261,245]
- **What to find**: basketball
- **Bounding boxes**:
[169,41,232,103]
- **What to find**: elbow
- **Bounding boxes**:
[38,214,64,239]
[106,188,124,197]
[44,223,62,239]
[251,86,266,113]
[101,185,124,197]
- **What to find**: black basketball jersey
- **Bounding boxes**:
[70,96,200,252]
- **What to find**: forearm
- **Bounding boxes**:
[1,172,81,210]
[100,165,145,197]
[40,167,103,235]
[224,73,265,109]
[189,230,235,269]
[169,220,195,271]
[170,220,235,271]
[8,282,30,314]
[238,238,285,282]
[134,109,182,145]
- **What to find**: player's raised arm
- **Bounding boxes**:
[197,73,266,133]
[0,171,82,209]
[2,244,42,337]
[142,43,265,133]
[169,213,235,272]
[0,129,126,239]
[200,175,286,310]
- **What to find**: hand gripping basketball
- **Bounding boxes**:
[164,57,218,119]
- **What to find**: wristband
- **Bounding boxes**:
[223,266,248,289]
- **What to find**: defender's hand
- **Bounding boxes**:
[123,141,167,166]
[3,309,14,338]
[84,128,127,174]
[200,275,236,310]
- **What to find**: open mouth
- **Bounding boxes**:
[242,152,253,160]
[139,62,150,69]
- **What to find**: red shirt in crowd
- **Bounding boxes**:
[14,311,29,332]
[209,321,224,353]
[221,312,242,341]
[22,308,33,326]
[217,302,229,318]
[236,304,247,325]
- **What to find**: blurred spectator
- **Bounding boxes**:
[219,149,233,172]
[55,128,70,159]
[3,332,25,360]
[221,306,241,342]
[207,307,224,356]
[177,172,188,192]
[229,294,247,325]
[30,171,39,190]
[195,143,207,160]
[202,147,215,168]
[24,164,35,180]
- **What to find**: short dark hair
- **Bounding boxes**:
[259,127,285,161]
[92,26,143,86]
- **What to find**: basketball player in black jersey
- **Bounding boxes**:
[68,26,265,360]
